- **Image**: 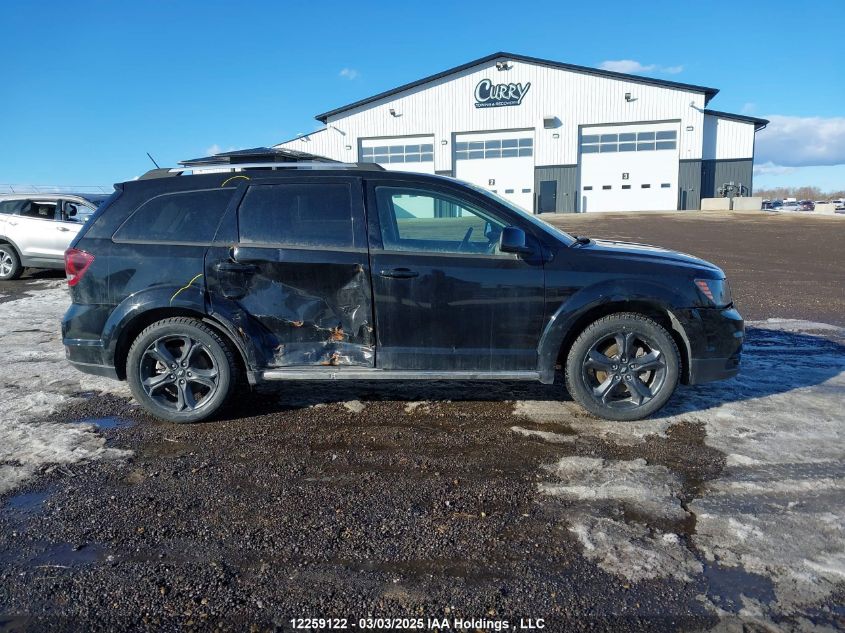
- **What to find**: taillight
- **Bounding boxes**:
[65,248,94,287]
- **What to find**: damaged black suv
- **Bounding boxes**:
[62,165,743,423]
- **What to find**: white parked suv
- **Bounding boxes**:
[0,193,105,280]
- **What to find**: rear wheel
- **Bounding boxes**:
[0,245,23,280]
[565,313,680,421]
[126,317,237,423]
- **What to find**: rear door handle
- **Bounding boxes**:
[379,267,419,279]
[214,261,258,274]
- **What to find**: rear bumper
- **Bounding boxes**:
[63,337,120,381]
[675,306,744,385]
[67,358,120,380]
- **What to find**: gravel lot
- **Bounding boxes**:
[0,212,843,632]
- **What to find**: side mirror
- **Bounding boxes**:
[66,204,78,217]
[499,226,532,254]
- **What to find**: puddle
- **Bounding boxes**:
[4,490,49,513]
[704,561,776,613]
[72,416,134,430]
[1,542,108,569]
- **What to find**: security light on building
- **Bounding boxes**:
[276,52,768,213]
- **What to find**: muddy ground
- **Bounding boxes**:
[546,211,845,326]
[0,212,843,632]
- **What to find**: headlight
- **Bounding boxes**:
[694,278,732,307]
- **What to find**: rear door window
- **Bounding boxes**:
[113,189,233,243]
[19,200,58,220]
[238,183,356,248]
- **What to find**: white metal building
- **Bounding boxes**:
[276,52,767,213]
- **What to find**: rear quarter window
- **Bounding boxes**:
[0,200,28,214]
[113,189,233,243]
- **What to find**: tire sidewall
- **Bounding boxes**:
[127,320,233,424]
[566,314,680,421]
[0,244,22,280]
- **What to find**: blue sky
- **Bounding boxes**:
[1,0,843,191]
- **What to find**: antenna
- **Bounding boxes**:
[146,152,161,169]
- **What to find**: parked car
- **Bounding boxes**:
[62,164,743,423]
[798,200,815,211]
[0,193,103,280]
[780,200,801,211]
[831,199,845,211]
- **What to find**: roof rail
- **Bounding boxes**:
[172,162,386,174]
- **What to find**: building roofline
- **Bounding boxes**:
[274,127,329,147]
[314,51,721,122]
[704,109,769,131]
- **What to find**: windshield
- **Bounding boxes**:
[463,182,577,246]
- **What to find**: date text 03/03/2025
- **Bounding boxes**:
[289,616,547,630]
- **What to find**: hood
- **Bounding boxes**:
[576,238,724,276]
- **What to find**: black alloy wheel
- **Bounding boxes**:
[566,313,680,421]
[127,317,237,423]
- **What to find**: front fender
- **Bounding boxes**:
[537,279,692,383]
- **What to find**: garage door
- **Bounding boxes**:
[454,130,535,212]
[359,136,435,174]
[579,123,679,212]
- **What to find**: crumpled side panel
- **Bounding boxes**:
[234,260,374,368]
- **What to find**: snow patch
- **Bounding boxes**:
[510,425,575,444]
[0,282,130,496]
[515,321,845,617]
[404,401,431,414]
[568,515,701,583]
[342,400,365,414]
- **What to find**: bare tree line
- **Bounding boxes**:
[755,186,845,200]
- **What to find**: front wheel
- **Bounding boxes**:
[565,313,680,421]
[126,317,237,423]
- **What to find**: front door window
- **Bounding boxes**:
[374,187,507,255]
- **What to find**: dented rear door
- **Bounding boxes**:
[206,176,374,369]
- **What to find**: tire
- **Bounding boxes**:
[565,312,680,421]
[0,244,23,280]
[126,317,238,423]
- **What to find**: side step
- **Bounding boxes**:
[259,368,542,381]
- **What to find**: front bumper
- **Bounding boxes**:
[675,306,744,385]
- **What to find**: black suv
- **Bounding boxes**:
[62,165,743,423]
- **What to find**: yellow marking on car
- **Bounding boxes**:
[169,273,204,305]
[221,175,250,187]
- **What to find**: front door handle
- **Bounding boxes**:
[214,261,258,274]
[57,226,71,232]
[379,267,419,279]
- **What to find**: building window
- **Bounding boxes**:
[622,185,631,190]
[661,183,671,188]
[583,186,593,191]
[602,185,612,190]
[641,184,651,189]
[580,129,677,154]
[361,142,434,164]
[455,137,533,160]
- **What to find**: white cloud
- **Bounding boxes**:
[599,60,683,75]
[753,162,797,176]
[204,144,237,157]
[755,115,845,167]
[339,68,360,80]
